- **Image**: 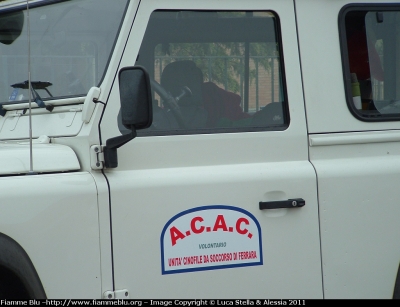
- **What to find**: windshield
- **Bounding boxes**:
[0,0,128,104]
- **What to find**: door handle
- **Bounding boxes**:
[259,198,305,210]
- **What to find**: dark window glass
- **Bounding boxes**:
[342,7,400,119]
[127,11,288,135]
[0,0,128,104]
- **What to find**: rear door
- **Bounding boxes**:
[100,0,322,298]
[296,0,400,298]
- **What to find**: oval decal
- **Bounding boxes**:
[161,205,263,275]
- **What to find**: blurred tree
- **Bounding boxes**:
[156,42,279,94]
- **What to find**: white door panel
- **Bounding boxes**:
[106,162,321,298]
[296,0,400,298]
[310,134,400,298]
[100,0,322,298]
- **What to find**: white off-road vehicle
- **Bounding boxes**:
[0,0,399,299]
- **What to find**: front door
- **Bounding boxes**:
[100,0,322,298]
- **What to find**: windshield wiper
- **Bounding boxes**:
[11,81,54,111]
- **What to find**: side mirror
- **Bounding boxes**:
[104,66,153,168]
[0,11,24,45]
[119,66,153,130]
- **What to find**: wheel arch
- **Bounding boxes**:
[394,262,400,299]
[0,232,46,299]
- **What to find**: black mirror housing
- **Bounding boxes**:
[118,66,153,130]
[103,66,153,169]
[0,11,24,45]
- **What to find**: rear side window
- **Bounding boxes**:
[128,11,288,136]
[340,5,400,120]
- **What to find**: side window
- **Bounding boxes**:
[341,6,400,120]
[130,11,288,136]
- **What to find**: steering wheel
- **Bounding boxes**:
[150,79,187,129]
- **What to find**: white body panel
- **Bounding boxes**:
[104,162,322,298]
[296,0,400,298]
[0,106,83,140]
[309,133,400,298]
[0,142,80,174]
[0,173,101,298]
[100,0,323,299]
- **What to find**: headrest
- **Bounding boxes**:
[161,60,203,104]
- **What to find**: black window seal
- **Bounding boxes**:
[137,124,289,137]
[339,3,400,122]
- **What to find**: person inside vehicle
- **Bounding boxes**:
[158,60,283,129]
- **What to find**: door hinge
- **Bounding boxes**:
[103,290,129,299]
[90,145,105,170]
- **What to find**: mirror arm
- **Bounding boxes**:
[103,129,137,168]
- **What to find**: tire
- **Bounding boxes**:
[0,267,30,299]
